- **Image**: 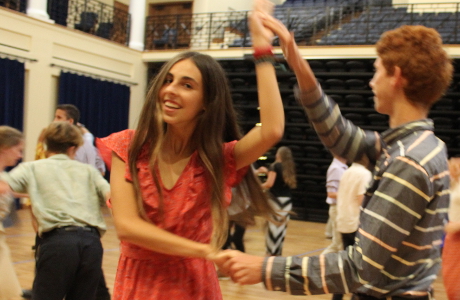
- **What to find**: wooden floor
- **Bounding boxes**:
[6,207,448,300]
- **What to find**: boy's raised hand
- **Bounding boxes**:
[249,0,275,48]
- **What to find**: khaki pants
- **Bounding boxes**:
[321,204,343,255]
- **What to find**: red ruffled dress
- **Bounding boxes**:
[100,130,247,300]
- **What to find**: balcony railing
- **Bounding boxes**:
[145,2,460,50]
[0,0,25,12]
[145,10,251,50]
[53,0,130,45]
[3,1,460,48]
[0,0,130,46]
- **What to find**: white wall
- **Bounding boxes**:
[192,0,251,13]
[191,0,283,13]
[143,0,282,14]
[0,7,147,162]
[147,0,190,3]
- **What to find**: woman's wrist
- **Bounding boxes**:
[202,244,218,259]
[253,45,275,65]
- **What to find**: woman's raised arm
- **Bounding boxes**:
[234,1,284,169]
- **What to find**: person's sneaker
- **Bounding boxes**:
[22,289,32,299]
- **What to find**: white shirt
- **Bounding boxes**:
[336,163,372,233]
[5,154,110,236]
[325,158,348,205]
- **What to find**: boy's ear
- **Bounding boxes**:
[392,66,408,89]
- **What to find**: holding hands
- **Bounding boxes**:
[209,1,274,286]
[250,0,274,48]
[207,0,285,287]
[211,250,265,285]
[250,0,304,71]
[253,0,317,100]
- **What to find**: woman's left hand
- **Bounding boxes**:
[249,0,274,48]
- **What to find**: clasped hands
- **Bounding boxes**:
[250,0,303,74]
[204,0,289,286]
[208,250,265,285]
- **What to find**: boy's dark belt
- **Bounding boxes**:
[42,226,99,237]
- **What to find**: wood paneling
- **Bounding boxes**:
[149,2,192,17]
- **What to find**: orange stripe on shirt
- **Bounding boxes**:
[396,156,428,176]
[358,228,398,252]
[319,255,330,294]
[402,239,442,250]
[406,131,432,153]
[431,170,450,182]
[265,256,275,291]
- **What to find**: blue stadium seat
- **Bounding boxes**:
[326,60,346,72]
[309,60,327,72]
[303,163,321,175]
[346,78,368,90]
[433,117,454,129]
[325,78,346,90]
[368,113,388,126]
[304,145,325,158]
[433,98,454,111]
[328,94,346,106]
[345,94,366,108]
[231,93,248,105]
[286,126,305,139]
[287,110,308,123]
[346,60,368,72]
[344,112,367,125]
[230,78,249,89]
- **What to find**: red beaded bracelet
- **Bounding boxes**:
[254,56,276,65]
[253,46,274,60]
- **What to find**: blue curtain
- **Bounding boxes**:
[58,72,130,138]
[0,58,24,130]
[0,58,24,219]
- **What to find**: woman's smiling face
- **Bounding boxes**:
[159,58,205,128]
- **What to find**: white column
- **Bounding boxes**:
[192,0,209,14]
[26,0,53,23]
[128,0,146,51]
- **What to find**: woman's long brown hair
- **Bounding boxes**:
[128,52,276,248]
[276,146,297,189]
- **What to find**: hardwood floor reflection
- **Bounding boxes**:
[6,208,447,300]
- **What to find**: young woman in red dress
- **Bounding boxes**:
[99,1,284,299]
